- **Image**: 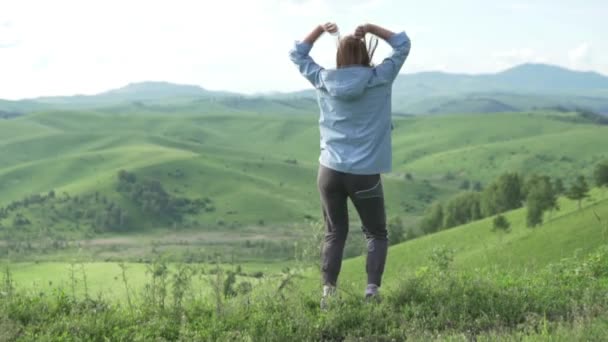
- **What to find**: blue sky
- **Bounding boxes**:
[0,0,606,99]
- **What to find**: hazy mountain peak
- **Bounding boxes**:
[103,81,207,97]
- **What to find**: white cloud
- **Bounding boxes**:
[0,20,21,48]
[568,42,591,67]
[499,3,533,12]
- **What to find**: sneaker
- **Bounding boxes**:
[364,284,381,302]
[320,285,336,310]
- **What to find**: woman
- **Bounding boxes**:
[289,23,411,304]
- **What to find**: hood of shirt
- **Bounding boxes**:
[319,67,373,101]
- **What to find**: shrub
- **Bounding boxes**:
[493,214,511,232]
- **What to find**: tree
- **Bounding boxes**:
[594,161,608,191]
[553,178,565,195]
[443,192,481,228]
[492,215,511,232]
[459,179,471,190]
[388,216,405,245]
[495,172,524,212]
[527,175,559,209]
[567,175,590,210]
[472,181,483,192]
[526,193,544,227]
[481,172,524,217]
[223,271,237,298]
[420,202,444,234]
[525,175,559,225]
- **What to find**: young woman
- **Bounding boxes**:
[289,23,411,304]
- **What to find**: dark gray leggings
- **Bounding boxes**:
[317,165,388,287]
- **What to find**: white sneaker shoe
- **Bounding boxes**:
[365,284,381,302]
[320,285,336,310]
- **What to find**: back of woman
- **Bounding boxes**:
[289,23,411,308]
[290,24,411,174]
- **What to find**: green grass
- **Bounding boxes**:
[392,112,608,182]
[335,189,608,291]
[4,242,608,340]
[3,261,287,301]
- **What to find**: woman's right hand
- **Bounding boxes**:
[354,24,369,39]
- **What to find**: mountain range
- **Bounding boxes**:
[2,63,608,116]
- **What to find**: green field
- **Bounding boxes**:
[3,185,608,340]
[1,108,607,263]
[6,187,607,297]
[3,104,608,339]
[2,110,607,223]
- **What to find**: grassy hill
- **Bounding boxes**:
[2,110,607,237]
[335,188,608,291]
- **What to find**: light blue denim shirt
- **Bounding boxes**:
[289,31,411,175]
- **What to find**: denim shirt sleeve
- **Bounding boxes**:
[289,41,325,89]
[372,31,411,84]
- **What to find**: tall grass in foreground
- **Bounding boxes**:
[3,242,608,341]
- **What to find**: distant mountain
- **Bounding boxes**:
[101,81,208,99]
[33,81,236,106]
[1,64,608,115]
[284,64,608,114]
[387,64,608,114]
[393,63,608,98]
[494,64,608,92]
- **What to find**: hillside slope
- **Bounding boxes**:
[337,189,608,289]
[1,110,607,238]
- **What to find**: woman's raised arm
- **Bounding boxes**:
[303,23,338,44]
[357,23,411,83]
[289,23,339,89]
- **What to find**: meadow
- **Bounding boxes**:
[2,104,608,340]
[2,110,606,236]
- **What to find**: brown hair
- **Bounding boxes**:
[336,35,379,68]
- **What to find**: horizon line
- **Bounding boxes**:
[2,62,606,102]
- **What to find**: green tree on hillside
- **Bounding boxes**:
[567,175,590,210]
[526,175,559,209]
[443,192,481,228]
[525,175,559,227]
[388,216,405,245]
[481,172,524,217]
[420,202,444,234]
[553,178,565,195]
[594,161,608,196]
[526,194,544,227]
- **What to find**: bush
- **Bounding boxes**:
[388,216,405,245]
[443,191,481,228]
[492,214,511,232]
[594,160,608,188]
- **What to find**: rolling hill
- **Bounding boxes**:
[1,109,607,242]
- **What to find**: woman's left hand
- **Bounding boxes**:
[322,22,339,34]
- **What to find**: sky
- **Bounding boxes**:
[0,0,606,100]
